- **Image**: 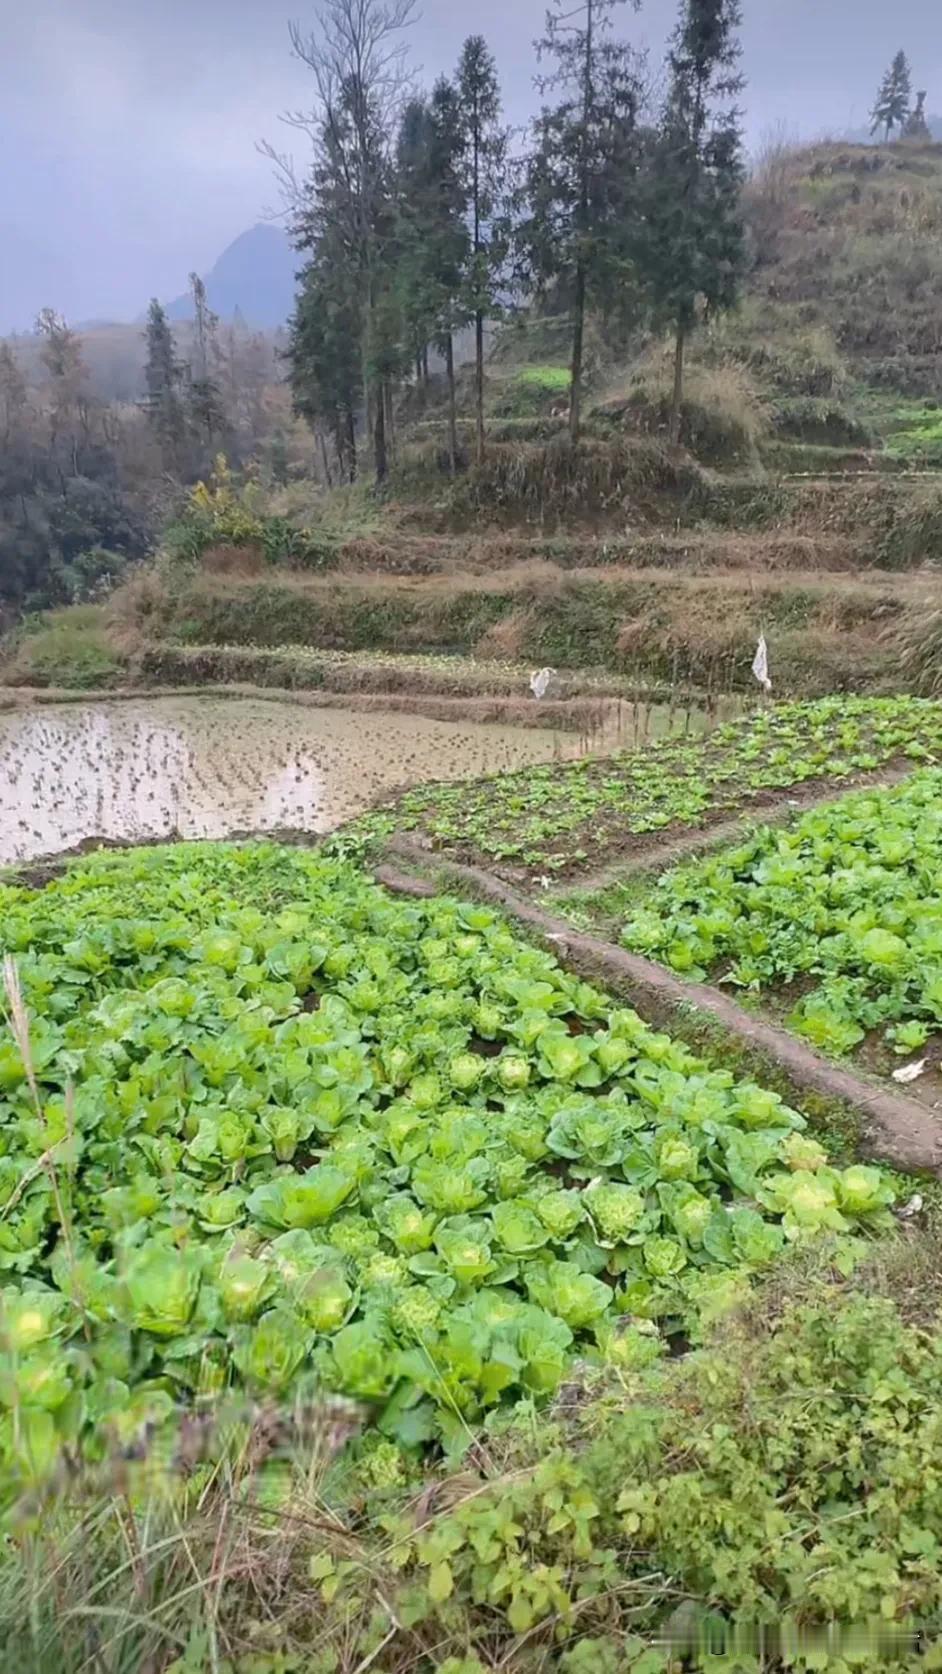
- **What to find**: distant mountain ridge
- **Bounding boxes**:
[165,224,298,329]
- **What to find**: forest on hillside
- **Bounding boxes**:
[0,287,295,619]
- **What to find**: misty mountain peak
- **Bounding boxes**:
[165,224,298,329]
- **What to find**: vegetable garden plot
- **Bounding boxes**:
[366,696,942,876]
[623,770,942,1062]
[0,843,894,1477]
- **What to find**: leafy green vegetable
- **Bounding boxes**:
[352,697,942,877]
[231,1307,312,1390]
[246,1166,357,1230]
[526,1261,612,1329]
[0,839,894,1466]
[621,770,942,1061]
[124,1249,201,1338]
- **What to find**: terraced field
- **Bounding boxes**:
[365,697,942,877]
[3,696,942,1672]
[615,771,942,1086]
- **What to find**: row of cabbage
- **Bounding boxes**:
[624,769,942,1058]
[0,843,894,1476]
[366,697,942,872]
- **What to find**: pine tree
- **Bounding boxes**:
[871,51,912,142]
[430,79,473,472]
[395,79,470,470]
[455,36,510,465]
[522,0,642,442]
[288,254,363,482]
[286,0,417,485]
[35,308,90,478]
[186,274,225,453]
[0,342,28,450]
[0,342,32,515]
[143,299,185,466]
[269,429,290,486]
[638,0,745,444]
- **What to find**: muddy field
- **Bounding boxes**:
[0,695,614,863]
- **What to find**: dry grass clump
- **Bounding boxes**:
[896,602,942,695]
[472,608,535,661]
[105,568,175,661]
[598,349,770,466]
[0,1398,370,1674]
[199,542,268,577]
[445,434,703,529]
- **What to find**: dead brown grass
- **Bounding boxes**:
[473,609,535,661]
[599,351,770,464]
[324,529,864,577]
[440,434,704,530]
[160,562,935,606]
[106,567,171,650]
[199,542,267,576]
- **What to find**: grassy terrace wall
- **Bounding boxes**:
[144,568,923,696]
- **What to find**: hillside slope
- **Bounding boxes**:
[738,138,942,402]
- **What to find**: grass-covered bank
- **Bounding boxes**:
[112,565,934,698]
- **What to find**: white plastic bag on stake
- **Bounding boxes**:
[752,635,772,692]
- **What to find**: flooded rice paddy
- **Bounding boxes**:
[0,693,720,864]
[0,696,587,863]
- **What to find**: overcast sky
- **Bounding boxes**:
[2,0,941,332]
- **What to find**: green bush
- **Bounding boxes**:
[7,1271,942,1671]
[601,361,768,466]
[59,546,132,603]
[164,458,338,571]
[873,484,942,569]
[377,1278,942,1666]
[770,397,872,447]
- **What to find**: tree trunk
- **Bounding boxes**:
[475,312,485,466]
[346,411,357,483]
[569,258,586,445]
[445,332,458,475]
[669,324,686,447]
[321,428,335,488]
[422,345,429,383]
[571,0,592,448]
[373,381,388,484]
[384,379,395,461]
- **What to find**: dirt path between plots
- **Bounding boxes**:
[0,681,622,735]
[375,838,942,1176]
[557,763,921,897]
